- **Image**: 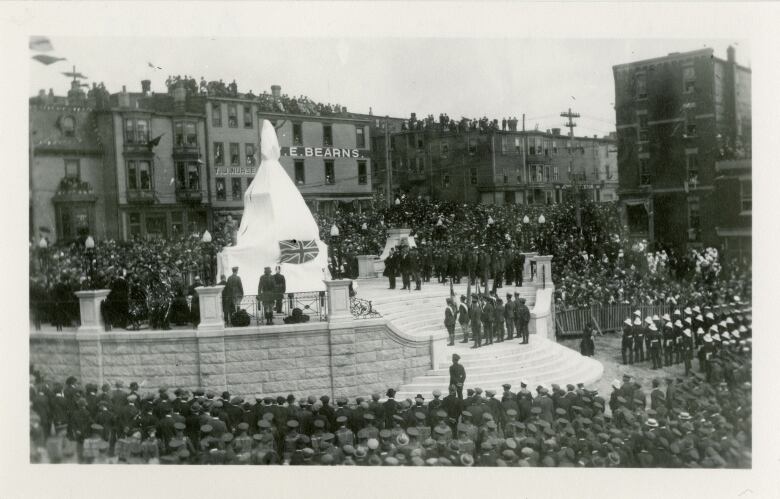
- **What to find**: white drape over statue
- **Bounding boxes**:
[217,120,330,293]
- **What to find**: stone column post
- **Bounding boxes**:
[324,280,353,323]
[533,255,553,288]
[521,252,537,284]
[75,289,111,333]
[195,285,225,332]
[325,279,357,399]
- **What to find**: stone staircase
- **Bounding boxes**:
[357,278,603,400]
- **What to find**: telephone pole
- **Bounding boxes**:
[385,117,392,207]
[560,108,582,229]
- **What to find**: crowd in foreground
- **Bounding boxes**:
[30,304,751,467]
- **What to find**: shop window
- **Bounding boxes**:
[231,178,242,200]
[170,212,183,237]
[128,212,142,237]
[216,178,226,201]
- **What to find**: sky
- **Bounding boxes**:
[30,37,748,138]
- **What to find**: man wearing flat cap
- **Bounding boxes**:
[257,266,276,325]
[449,354,466,400]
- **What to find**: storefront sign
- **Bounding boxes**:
[215,167,257,176]
[281,146,370,159]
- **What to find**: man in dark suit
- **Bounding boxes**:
[470,296,483,348]
[382,389,399,429]
[516,297,531,344]
[273,266,286,314]
[449,354,466,400]
[225,266,244,325]
[458,295,470,343]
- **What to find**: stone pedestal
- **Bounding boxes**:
[379,228,417,260]
[324,279,353,323]
[521,252,537,283]
[195,285,225,332]
[357,255,378,278]
[531,255,553,288]
[75,289,111,333]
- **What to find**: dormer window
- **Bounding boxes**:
[61,116,76,137]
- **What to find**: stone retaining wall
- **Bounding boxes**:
[29,319,432,400]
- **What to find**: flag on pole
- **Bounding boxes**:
[147,134,164,149]
[32,54,65,65]
[29,36,54,52]
[278,240,319,264]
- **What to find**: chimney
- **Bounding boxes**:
[271,85,281,99]
[552,128,561,136]
[118,85,131,108]
[141,79,151,96]
[173,81,186,112]
[727,45,736,63]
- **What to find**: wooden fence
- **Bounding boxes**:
[555,304,675,338]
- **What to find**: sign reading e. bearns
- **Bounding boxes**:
[281,146,370,159]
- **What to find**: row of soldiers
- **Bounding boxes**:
[383,244,530,292]
[620,302,751,378]
[31,342,751,467]
[445,292,531,348]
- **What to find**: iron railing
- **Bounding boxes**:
[235,291,327,325]
[350,297,381,319]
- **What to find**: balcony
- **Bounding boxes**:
[52,178,98,204]
[126,189,156,204]
[175,188,203,203]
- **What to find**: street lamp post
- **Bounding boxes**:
[537,214,546,254]
[330,224,341,279]
[84,235,96,289]
[522,215,530,250]
[201,230,215,285]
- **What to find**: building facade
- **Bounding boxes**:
[371,125,616,206]
[613,46,751,254]
[30,83,105,244]
[713,158,751,261]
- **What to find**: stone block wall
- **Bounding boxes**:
[29,319,432,400]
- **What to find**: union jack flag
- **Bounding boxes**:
[278,239,319,265]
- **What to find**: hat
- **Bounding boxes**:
[611,379,621,390]
[693,306,701,313]
[432,389,442,397]
[396,433,410,446]
[633,318,642,326]
[623,318,632,326]
[633,309,641,316]
[645,317,654,325]
[703,334,713,343]
[174,422,186,431]
[683,329,692,337]
[460,453,474,466]
[649,324,658,332]
[286,420,299,429]
[200,424,213,433]
[706,312,714,319]
[674,320,683,328]
[646,418,659,428]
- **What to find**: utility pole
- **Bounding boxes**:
[521,113,526,205]
[560,108,582,229]
[385,117,392,207]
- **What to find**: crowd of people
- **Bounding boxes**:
[29,196,750,332]
[401,113,523,133]
[163,75,351,117]
[29,309,751,466]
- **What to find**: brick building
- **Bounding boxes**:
[613,46,751,254]
[370,124,616,206]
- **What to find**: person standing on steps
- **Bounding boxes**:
[458,295,470,344]
[517,297,530,344]
[258,267,276,325]
[470,295,483,348]
[444,297,457,346]
[449,354,466,401]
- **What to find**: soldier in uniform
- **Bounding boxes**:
[621,318,634,364]
[662,322,675,366]
[681,328,694,375]
[494,297,506,342]
[648,323,662,369]
[449,354,466,400]
[384,247,398,289]
[444,297,457,346]
[482,295,495,345]
[458,295,470,344]
[257,267,276,325]
[224,266,243,325]
[516,297,530,344]
[273,265,286,314]
[470,296,483,348]
[505,293,516,340]
[633,317,645,362]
